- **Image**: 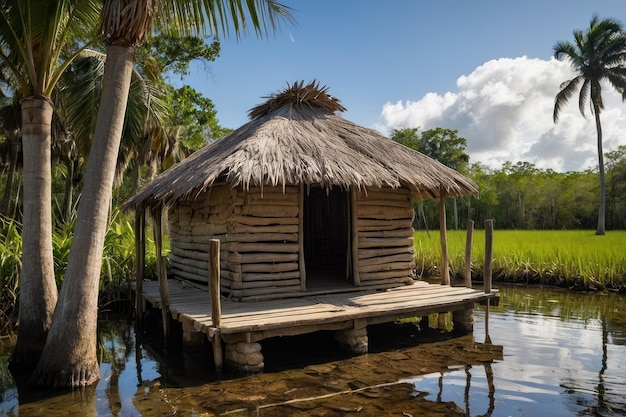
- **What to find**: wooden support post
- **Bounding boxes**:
[298,184,306,290]
[209,238,223,373]
[152,207,170,347]
[212,335,223,374]
[484,219,494,343]
[209,239,222,326]
[134,207,145,333]
[439,193,450,285]
[464,220,474,288]
[351,187,360,286]
[484,219,494,294]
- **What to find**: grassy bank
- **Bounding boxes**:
[414,229,626,290]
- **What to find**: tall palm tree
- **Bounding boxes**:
[0,0,101,369]
[553,15,626,235]
[32,0,293,389]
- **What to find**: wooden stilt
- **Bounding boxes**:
[134,208,145,333]
[152,207,170,347]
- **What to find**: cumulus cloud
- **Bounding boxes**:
[375,56,626,172]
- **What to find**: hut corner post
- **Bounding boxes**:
[152,207,171,347]
[209,239,223,373]
[134,207,146,333]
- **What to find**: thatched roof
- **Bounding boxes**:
[125,81,478,210]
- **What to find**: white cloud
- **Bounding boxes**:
[375,56,626,172]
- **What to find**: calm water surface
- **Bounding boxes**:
[0,285,625,416]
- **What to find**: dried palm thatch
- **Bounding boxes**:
[125,81,478,210]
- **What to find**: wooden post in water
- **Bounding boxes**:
[209,238,223,372]
[439,192,450,285]
[134,207,145,333]
[464,220,474,288]
[484,219,494,343]
[152,207,170,347]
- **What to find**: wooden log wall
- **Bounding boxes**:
[168,184,303,300]
[355,187,416,287]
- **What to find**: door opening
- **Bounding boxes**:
[303,186,352,289]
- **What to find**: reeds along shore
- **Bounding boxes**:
[414,229,626,291]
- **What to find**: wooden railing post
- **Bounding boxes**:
[439,193,450,285]
[464,220,474,288]
[483,219,494,294]
[484,219,494,344]
[209,239,222,326]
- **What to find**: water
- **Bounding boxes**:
[0,285,625,416]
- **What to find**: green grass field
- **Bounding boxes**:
[414,229,626,290]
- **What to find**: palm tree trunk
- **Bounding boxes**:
[9,98,58,371]
[31,44,135,388]
[594,109,606,235]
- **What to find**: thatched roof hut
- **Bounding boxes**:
[126,81,478,301]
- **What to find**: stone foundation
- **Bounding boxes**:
[334,327,368,354]
[224,342,264,373]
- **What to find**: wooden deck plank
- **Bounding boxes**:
[139,279,498,338]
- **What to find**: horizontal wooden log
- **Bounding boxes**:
[359,253,415,267]
[219,259,240,272]
[170,267,237,291]
[358,270,413,281]
[244,194,298,206]
[221,233,298,243]
[359,228,414,239]
[356,205,414,220]
[242,271,301,282]
[229,215,299,226]
[221,270,242,286]
[169,259,208,277]
[358,237,414,248]
[359,260,415,274]
[241,277,301,289]
[170,245,208,261]
[169,253,207,270]
[356,218,413,231]
[358,247,414,260]
[240,262,299,273]
[357,188,411,201]
[229,224,299,234]
[222,252,299,264]
[222,242,299,253]
[235,204,298,218]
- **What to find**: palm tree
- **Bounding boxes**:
[553,15,626,235]
[0,0,101,369]
[31,0,293,389]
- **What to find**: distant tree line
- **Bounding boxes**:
[391,128,626,231]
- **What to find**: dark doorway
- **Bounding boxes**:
[303,186,352,289]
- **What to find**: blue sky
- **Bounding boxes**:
[180,1,626,172]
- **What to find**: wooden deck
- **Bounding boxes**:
[140,279,498,342]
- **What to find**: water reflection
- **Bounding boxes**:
[0,286,625,416]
